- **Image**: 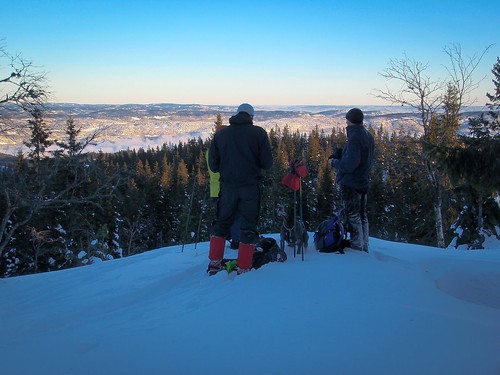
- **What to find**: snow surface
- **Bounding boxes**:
[1,235,499,375]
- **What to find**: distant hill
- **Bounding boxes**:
[0,152,16,165]
[0,103,488,155]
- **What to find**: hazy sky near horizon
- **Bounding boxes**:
[2,0,499,106]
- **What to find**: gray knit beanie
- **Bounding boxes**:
[237,103,254,117]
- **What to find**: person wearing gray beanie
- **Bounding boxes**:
[329,107,374,252]
[237,103,254,117]
[207,103,272,275]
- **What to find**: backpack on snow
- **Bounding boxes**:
[252,237,287,269]
[222,237,287,272]
[313,211,349,254]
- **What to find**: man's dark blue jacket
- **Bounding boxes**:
[332,124,375,192]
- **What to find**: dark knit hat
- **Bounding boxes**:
[346,108,364,124]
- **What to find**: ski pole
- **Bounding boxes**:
[181,175,197,252]
[293,188,297,258]
[195,180,209,249]
[300,176,304,261]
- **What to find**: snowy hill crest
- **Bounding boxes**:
[1,235,499,375]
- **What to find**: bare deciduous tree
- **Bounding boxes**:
[444,43,493,110]
[1,42,49,135]
[376,53,443,137]
[375,44,492,248]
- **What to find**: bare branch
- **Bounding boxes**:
[375,54,444,133]
[1,44,50,135]
[443,43,494,108]
[77,124,112,155]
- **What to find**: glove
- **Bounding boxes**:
[330,147,343,160]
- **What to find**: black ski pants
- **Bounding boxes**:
[211,184,261,245]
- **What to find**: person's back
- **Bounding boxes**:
[207,103,273,275]
[209,110,272,187]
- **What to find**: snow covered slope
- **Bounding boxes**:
[1,235,499,375]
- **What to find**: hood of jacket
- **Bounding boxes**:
[229,112,253,126]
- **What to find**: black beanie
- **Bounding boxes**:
[346,108,364,124]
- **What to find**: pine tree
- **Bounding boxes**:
[24,108,52,167]
[368,126,391,239]
[214,113,223,130]
[486,57,500,113]
[55,116,84,158]
[160,155,172,189]
[428,83,461,148]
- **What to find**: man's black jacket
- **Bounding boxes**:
[209,112,273,187]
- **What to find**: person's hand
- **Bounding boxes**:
[332,147,343,159]
[328,148,342,165]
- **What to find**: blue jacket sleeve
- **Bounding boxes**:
[333,138,361,173]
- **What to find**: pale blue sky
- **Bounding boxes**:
[2,0,499,106]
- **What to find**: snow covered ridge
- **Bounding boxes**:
[1,235,499,375]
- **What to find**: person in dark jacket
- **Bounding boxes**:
[207,103,273,275]
[329,108,375,252]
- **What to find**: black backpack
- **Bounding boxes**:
[252,237,287,269]
[313,212,349,254]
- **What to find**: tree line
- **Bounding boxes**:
[1,97,499,277]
